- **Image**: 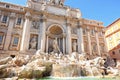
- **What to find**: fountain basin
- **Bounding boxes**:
[52,63,82,77]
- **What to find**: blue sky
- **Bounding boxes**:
[2,0,120,26]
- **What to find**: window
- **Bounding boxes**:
[6,5,10,8]
[0,35,3,44]
[20,8,23,11]
[112,51,115,55]
[16,18,22,25]
[13,37,19,46]
[109,37,112,41]
[2,15,8,23]
[116,33,119,37]
[107,30,110,35]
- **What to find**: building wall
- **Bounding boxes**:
[109,45,120,60]
[0,2,24,51]
[82,19,107,59]
[105,18,120,60]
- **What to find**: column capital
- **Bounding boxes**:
[25,12,32,19]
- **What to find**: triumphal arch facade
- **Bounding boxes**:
[20,0,85,54]
[0,0,107,58]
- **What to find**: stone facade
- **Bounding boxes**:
[0,0,107,59]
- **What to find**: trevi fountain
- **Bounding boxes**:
[0,0,120,80]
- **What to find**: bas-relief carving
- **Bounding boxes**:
[32,21,39,29]
[9,35,20,50]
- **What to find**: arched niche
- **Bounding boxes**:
[46,24,65,53]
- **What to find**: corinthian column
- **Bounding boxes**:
[95,29,101,56]
[38,15,46,52]
[20,12,31,51]
[4,13,16,50]
[87,27,92,55]
[77,24,84,54]
[66,20,72,54]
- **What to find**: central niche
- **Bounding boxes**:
[47,25,64,53]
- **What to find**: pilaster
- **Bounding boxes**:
[87,27,92,55]
[20,12,32,51]
[4,13,16,50]
[102,29,108,55]
[77,24,84,54]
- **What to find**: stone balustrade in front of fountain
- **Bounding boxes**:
[0,50,120,79]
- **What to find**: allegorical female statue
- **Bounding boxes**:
[29,36,37,50]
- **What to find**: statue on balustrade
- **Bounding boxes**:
[50,0,65,6]
[72,40,77,52]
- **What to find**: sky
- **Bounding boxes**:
[2,0,120,26]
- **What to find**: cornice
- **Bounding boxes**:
[24,7,82,22]
[0,7,25,14]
